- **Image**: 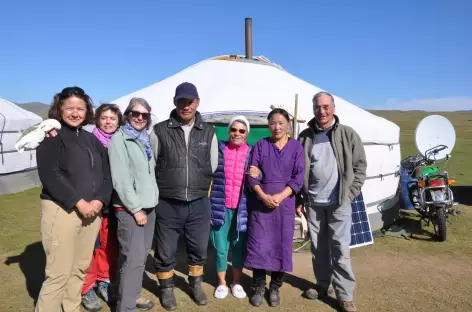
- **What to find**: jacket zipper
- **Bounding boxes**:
[77,126,96,194]
[330,126,343,204]
[135,138,151,173]
[236,145,251,234]
[185,129,190,201]
[232,146,238,208]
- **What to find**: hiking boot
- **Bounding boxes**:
[158,277,177,311]
[136,297,155,311]
[82,289,102,312]
[188,275,208,306]
[340,301,357,312]
[268,284,280,307]
[249,285,265,307]
[303,285,334,300]
[96,281,110,303]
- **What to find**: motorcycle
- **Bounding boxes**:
[399,144,458,241]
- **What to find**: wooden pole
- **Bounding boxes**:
[293,94,299,137]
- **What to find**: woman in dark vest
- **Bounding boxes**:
[209,115,260,300]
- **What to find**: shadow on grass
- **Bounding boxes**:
[3,241,45,305]
[4,235,338,310]
[393,211,442,241]
[144,235,247,299]
[145,235,339,311]
[451,186,472,206]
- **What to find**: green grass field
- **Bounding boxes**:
[1,110,471,312]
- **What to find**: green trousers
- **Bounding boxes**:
[210,208,246,272]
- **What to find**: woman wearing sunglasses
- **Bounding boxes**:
[209,115,260,300]
[108,98,159,312]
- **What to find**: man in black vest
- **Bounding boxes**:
[150,82,218,310]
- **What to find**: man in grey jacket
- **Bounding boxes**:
[296,91,367,312]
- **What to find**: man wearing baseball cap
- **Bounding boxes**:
[150,82,218,310]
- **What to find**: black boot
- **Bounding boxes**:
[268,284,281,307]
[249,285,265,307]
[158,278,177,311]
[188,275,208,306]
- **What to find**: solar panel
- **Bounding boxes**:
[350,191,374,248]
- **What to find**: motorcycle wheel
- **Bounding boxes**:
[435,206,447,242]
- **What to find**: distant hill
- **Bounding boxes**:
[18,102,49,119]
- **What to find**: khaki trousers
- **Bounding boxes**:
[35,200,101,312]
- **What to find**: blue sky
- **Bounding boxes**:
[0,0,470,110]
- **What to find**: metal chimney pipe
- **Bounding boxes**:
[245,17,252,59]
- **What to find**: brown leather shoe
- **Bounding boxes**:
[340,300,357,312]
[136,297,155,311]
[303,285,334,300]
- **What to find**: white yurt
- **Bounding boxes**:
[0,98,43,195]
[111,54,401,232]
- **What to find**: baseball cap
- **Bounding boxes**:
[174,82,199,102]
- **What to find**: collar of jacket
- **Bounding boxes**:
[307,114,340,133]
[59,121,83,134]
[167,109,204,130]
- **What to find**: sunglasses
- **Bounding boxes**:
[230,128,246,134]
[130,110,150,120]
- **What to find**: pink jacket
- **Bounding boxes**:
[224,142,250,209]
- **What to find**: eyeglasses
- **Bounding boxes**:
[230,128,246,134]
[130,111,150,120]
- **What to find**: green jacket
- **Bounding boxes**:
[297,114,367,207]
[108,128,159,213]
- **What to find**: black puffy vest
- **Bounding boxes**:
[153,110,214,201]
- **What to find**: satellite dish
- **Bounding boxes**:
[414,115,456,160]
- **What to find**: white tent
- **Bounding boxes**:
[112,56,401,230]
[0,98,43,195]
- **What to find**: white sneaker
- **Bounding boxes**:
[231,284,247,299]
[214,284,229,299]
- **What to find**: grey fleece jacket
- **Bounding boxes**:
[296,114,367,207]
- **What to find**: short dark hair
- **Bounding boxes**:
[267,108,291,123]
[48,86,94,126]
[123,97,153,130]
[94,103,123,127]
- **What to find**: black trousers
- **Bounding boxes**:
[253,269,285,288]
[153,196,211,273]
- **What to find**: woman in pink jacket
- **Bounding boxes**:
[209,116,259,300]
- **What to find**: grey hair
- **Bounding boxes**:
[312,91,335,107]
[123,97,152,130]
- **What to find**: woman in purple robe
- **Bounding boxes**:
[245,108,305,307]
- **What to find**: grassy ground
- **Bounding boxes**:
[1,111,472,312]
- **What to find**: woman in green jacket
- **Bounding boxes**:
[108,97,159,312]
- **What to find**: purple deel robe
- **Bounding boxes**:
[244,137,305,272]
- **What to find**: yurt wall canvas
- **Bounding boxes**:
[0,98,43,195]
[111,57,401,230]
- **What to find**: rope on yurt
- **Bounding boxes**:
[0,113,6,165]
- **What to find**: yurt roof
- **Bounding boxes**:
[112,56,399,145]
[0,98,43,132]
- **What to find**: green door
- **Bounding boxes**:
[213,124,271,145]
